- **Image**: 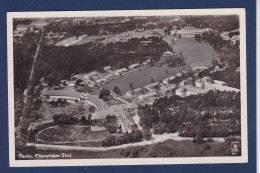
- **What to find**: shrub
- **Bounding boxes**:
[143,128,152,140]
[153,122,167,134]
[130,148,139,158]
[123,148,131,157]
[206,137,214,143]
[203,143,212,150]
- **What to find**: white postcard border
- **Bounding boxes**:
[7,8,248,167]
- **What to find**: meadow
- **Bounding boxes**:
[35,125,109,144]
[103,37,219,92]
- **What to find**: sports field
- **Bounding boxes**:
[35,125,109,144]
[103,37,219,92]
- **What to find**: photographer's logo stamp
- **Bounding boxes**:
[231,141,240,155]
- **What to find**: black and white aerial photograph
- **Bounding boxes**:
[7,9,247,166]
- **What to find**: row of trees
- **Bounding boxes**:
[183,15,239,32]
[34,36,171,86]
[138,90,241,138]
[102,129,152,147]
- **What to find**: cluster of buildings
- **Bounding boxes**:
[171,27,213,38]
[124,65,239,105]
[55,34,88,47]
[91,103,138,132]
[175,77,240,97]
[220,28,240,44]
[14,20,48,37]
[70,63,141,88]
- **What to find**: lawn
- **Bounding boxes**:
[35,125,109,144]
[172,37,219,65]
[103,37,219,92]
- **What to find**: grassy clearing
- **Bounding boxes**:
[172,37,219,64]
[103,38,219,92]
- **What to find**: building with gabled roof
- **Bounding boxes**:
[163,76,176,84]
[138,92,157,101]
[163,50,175,58]
[145,82,159,91]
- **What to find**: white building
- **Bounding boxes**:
[145,82,159,91]
[163,50,175,58]
[16,24,29,32]
[175,88,187,97]
[139,92,157,101]
[231,35,240,44]
[84,71,98,79]
[175,73,182,77]
[128,63,139,70]
[55,36,78,47]
[78,34,88,40]
[115,68,127,76]
[126,88,142,97]
[160,84,176,93]
[103,66,111,72]
[101,73,114,81]
[163,76,176,84]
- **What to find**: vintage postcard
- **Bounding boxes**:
[7,8,247,167]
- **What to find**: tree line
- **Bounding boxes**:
[34,36,171,86]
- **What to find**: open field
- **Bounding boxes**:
[103,66,184,92]
[35,125,109,144]
[191,60,212,67]
[103,37,219,92]
[172,37,219,64]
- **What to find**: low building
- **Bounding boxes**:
[128,63,139,70]
[115,68,127,76]
[101,73,114,81]
[139,92,157,101]
[214,80,225,85]
[141,40,152,45]
[91,126,106,132]
[175,73,182,77]
[145,82,159,91]
[16,24,29,32]
[163,76,176,84]
[175,88,187,97]
[122,103,138,116]
[192,66,209,70]
[231,35,240,44]
[207,84,240,93]
[55,36,78,47]
[84,71,98,79]
[160,84,176,93]
[103,66,111,72]
[31,20,48,28]
[126,88,142,97]
[185,85,208,96]
[78,34,88,40]
[163,50,175,58]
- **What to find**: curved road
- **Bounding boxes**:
[27,133,225,152]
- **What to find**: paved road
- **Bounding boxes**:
[27,132,225,152]
[24,28,44,102]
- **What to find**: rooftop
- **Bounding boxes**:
[42,88,81,98]
[139,92,157,99]
[145,82,159,89]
